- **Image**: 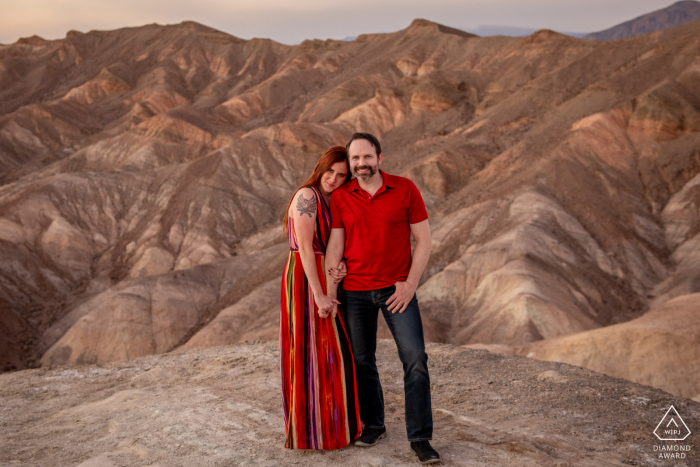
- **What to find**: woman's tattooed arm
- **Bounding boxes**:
[296,192,318,217]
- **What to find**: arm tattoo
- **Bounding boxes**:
[296,192,317,218]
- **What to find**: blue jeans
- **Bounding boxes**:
[341,285,433,441]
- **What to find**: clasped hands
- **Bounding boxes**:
[315,293,340,319]
[316,261,347,318]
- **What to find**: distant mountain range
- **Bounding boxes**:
[585,0,700,40]
[463,25,588,38]
[342,0,700,41]
[462,0,700,39]
[343,26,587,41]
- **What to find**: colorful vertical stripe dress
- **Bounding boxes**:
[280,186,362,450]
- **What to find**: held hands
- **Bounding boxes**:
[314,293,340,319]
[321,304,339,319]
[328,260,348,283]
[321,259,345,317]
[386,280,417,314]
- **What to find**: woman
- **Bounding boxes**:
[280,146,362,450]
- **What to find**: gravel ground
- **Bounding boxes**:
[1,340,698,466]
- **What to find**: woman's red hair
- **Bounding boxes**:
[283,146,350,233]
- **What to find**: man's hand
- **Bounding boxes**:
[386,220,431,314]
[386,280,417,313]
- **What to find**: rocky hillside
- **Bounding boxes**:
[585,1,700,40]
[1,18,700,401]
[1,340,698,466]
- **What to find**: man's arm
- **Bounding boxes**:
[324,228,346,317]
[386,219,431,313]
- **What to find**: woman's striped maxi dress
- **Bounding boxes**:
[280,186,362,449]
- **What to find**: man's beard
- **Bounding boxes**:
[353,165,377,181]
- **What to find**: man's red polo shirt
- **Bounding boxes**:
[330,170,428,291]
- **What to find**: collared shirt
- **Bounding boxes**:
[330,170,428,291]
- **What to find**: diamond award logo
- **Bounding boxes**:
[654,406,691,441]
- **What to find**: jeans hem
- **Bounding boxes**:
[408,437,432,442]
[365,425,386,430]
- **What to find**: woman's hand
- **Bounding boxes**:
[315,293,340,318]
[329,260,348,283]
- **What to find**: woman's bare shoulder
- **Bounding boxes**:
[294,186,317,198]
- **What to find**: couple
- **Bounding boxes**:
[280,133,440,464]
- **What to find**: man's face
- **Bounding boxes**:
[348,139,382,181]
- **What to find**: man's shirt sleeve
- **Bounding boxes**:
[408,182,429,224]
[330,191,344,228]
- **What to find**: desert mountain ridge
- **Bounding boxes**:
[1,17,699,403]
[7,0,697,48]
[585,0,700,40]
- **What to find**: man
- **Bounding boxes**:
[322,133,440,464]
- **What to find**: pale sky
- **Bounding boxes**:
[0,0,684,45]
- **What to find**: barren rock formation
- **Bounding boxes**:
[2,341,699,466]
[40,244,287,367]
[468,293,700,398]
[1,17,700,401]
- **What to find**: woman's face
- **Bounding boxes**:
[320,161,348,195]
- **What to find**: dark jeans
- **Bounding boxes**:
[341,285,433,441]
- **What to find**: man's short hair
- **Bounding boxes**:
[346,133,382,156]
